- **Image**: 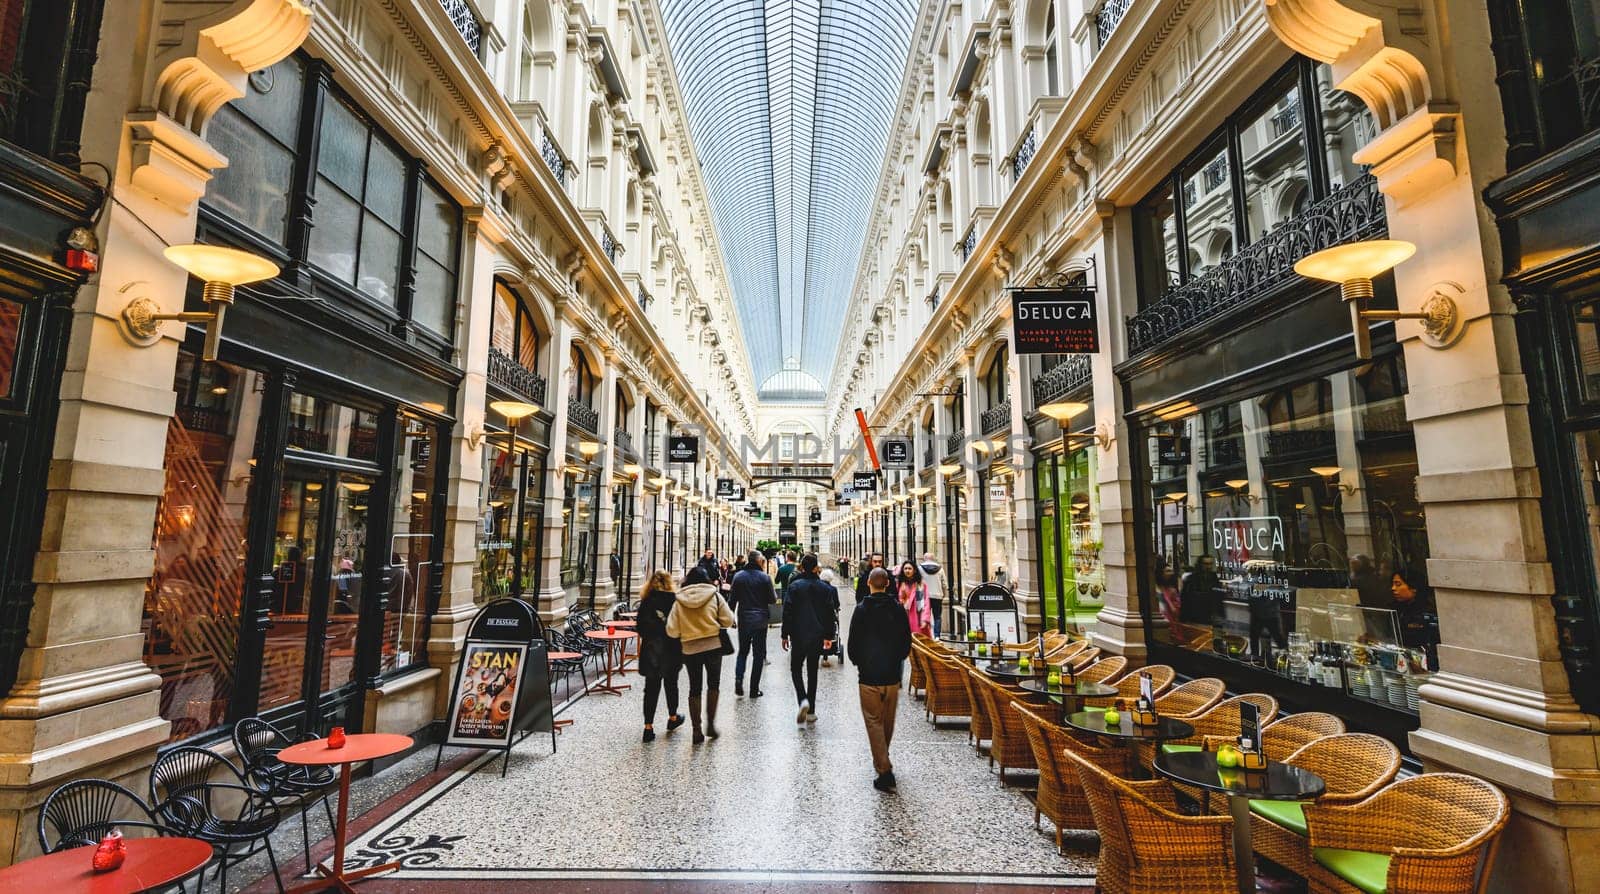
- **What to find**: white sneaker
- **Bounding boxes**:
[797,700,810,724]
[805,709,818,723]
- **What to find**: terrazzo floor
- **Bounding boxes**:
[237,588,1098,892]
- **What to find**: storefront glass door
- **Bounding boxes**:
[267,464,373,717]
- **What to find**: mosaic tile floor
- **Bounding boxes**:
[328,595,1097,889]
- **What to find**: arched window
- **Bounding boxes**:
[983,344,1009,411]
[1044,3,1060,97]
[569,344,597,406]
[491,282,544,373]
[519,7,537,101]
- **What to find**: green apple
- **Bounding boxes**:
[1103,709,1122,725]
[1216,746,1242,768]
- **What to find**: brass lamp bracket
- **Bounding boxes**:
[1355,281,1465,351]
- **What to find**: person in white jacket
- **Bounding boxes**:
[666,566,734,743]
[919,553,945,637]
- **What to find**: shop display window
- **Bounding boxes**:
[146,354,262,742]
[0,296,20,400]
[384,412,437,672]
[204,56,304,244]
[1139,357,1437,715]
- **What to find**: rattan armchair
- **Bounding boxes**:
[1084,664,1176,710]
[974,672,1037,782]
[1302,773,1508,894]
[1201,711,1347,762]
[1152,677,1226,718]
[1247,733,1401,878]
[1013,701,1098,852]
[960,662,995,749]
[907,639,929,696]
[1146,693,1277,777]
[1062,743,1239,894]
[1076,655,1128,686]
[923,651,973,725]
[1045,638,1090,666]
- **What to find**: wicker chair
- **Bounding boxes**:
[907,640,929,697]
[1067,646,1101,670]
[923,652,973,725]
[1303,773,1508,894]
[1062,744,1239,894]
[1149,693,1279,791]
[1046,638,1090,665]
[974,672,1037,782]
[1248,733,1401,878]
[1152,677,1226,718]
[1013,701,1096,852]
[1202,711,1347,762]
[1084,664,1176,710]
[960,662,995,749]
[1076,655,1128,686]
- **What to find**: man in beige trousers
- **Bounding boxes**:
[847,567,913,792]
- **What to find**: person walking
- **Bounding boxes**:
[697,548,720,579]
[782,554,837,724]
[635,570,684,742]
[774,550,798,594]
[853,552,885,604]
[666,566,734,743]
[729,551,776,697]
[819,567,841,665]
[896,560,933,637]
[918,552,944,637]
[848,568,912,792]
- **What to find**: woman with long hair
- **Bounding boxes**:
[666,565,734,743]
[636,570,684,742]
[896,560,932,636]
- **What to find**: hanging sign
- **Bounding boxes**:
[836,490,853,505]
[852,472,879,493]
[881,437,912,471]
[1155,435,1191,466]
[667,435,699,463]
[809,508,822,523]
[716,478,735,497]
[1010,285,1099,354]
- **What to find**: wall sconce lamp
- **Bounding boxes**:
[121,245,279,361]
[468,400,542,450]
[1064,421,1115,451]
[1311,465,1357,495]
[937,462,962,476]
[578,440,602,459]
[1294,239,1462,361]
[910,486,932,497]
[623,463,643,477]
[1163,490,1188,503]
[1039,401,1089,424]
[1224,478,1261,503]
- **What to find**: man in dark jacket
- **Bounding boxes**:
[782,554,837,724]
[848,567,912,792]
[853,552,885,604]
[697,549,719,578]
[729,551,776,697]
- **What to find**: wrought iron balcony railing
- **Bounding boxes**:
[946,429,967,457]
[1270,104,1301,138]
[440,0,482,56]
[1095,0,1132,48]
[536,119,572,191]
[567,397,599,434]
[614,428,634,455]
[1032,355,1093,407]
[981,400,1011,435]
[1126,174,1386,356]
[178,405,230,436]
[1012,126,1039,180]
[956,225,977,263]
[601,228,621,264]
[487,346,547,407]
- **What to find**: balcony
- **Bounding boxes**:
[601,226,621,265]
[487,346,547,408]
[567,397,599,434]
[1126,174,1386,356]
[614,428,634,456]
[439,0,483,57]
[1032,355,1093,407]
[1011,126,1039,181]
[945,429,967,457]
[956,225,977,264]
[981,400,1012,435]
[1270,104,1302,139]
[178,404,230,436]
[1094,0,1132,49]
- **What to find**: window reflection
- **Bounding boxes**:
[386,413,436,671]
[1181,144,1235,277]
[0,297,21,399]
[1241,77,1311,241]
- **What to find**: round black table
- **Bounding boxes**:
[1063,711,1195,780]
[1154,750,1326,894]
[980,661,1046,681]
[1017,679,1117,716]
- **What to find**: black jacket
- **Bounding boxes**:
[1179,568,1221,624]
[854,564,883,604]
[848,592,912,686]
[729,568,776,622]
[782,572,837,650]
[635,589,681,676]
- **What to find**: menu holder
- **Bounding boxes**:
[1238,701,1266,769]
[1132,670,1160,726]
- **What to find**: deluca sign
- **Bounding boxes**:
[1211,516,1285,563]
[1010,285,1099,354]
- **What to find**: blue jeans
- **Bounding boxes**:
[930,599,943,637]
[735,616,767,691]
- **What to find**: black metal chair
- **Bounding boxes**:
[150,745,285,894]
[38,778,174,852]
[546,629,589,693]
[233,717,337,876]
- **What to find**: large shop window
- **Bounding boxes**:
[201,54,463,345]
[474,441,544,604]
[1037,446,1104,632]
[1138,357,1437,718]
[1133,61,1376,302]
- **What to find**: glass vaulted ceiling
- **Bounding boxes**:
[660,0,918,403]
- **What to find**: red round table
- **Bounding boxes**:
[584,629,637,694]
[278,733,412,893]
[0,837,212,893]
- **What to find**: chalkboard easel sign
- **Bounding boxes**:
[966,582,1021,644]
[435,598,553,777]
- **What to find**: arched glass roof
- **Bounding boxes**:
[660,0,917,402]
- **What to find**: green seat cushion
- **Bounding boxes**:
[1312,847,1391,894]
[1083,705,1107,713]
[1159,743,1203,756]
[1249,799,1308,836]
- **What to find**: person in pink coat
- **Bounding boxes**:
[895,560,933,636]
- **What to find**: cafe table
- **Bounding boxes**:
[584,628,637,694]
[980,661,1047,682]
[279,732,413,894]
[1016,678,1118,716]
[0,838,213,894]
[1063,710,1195,780]
[1154,749,1326,894]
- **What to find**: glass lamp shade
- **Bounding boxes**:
[578,440,602,458]
[1225,478,1249,490]
[1039,400,1089,423]
[623,463,643,476]
[489,400,540,421]
[938,463,961,476]
[1310,465,1343,478]
[1293,239,1415,284]
[910,486,932,496]
[164,244,279,285]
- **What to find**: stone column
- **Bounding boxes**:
[586,353,618,612]
[535,307,575,623]
[1267,1,1600,890]
[0,0,307,864]
[960,349,985,590]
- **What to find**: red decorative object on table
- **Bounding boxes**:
[606,623,616,636]
[328,726,346,749]
[92,830,126,872]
